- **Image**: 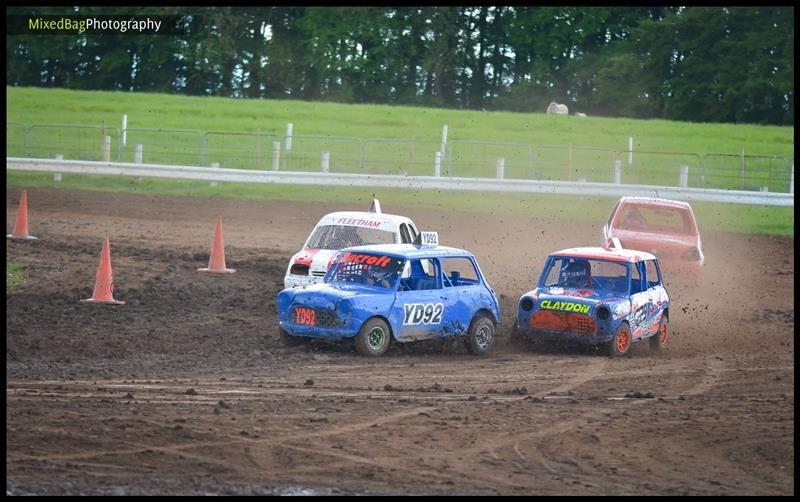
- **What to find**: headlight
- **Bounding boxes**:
[290,263,309,276]
[520,297,534,311]
[597,306,610,320]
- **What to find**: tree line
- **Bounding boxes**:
[6,6,794,125]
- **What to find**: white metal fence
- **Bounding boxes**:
[6,157,793,207]
[5,122,795,195]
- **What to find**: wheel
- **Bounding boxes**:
[355,318,391,357]
[649,314,668,351]
[467,316,496,356]
[279,327,305,347]
[608,323,631,357]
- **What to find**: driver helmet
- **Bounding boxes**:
[564,260,589,287]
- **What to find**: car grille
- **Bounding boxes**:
[292,307,341,328]
[530,311,597,335]
[311,271,326,277]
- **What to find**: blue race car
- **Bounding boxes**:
[276,233,500,357]
[515,240,670,357]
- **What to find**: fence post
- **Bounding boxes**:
[256,128,262,169]
[496,158,505,179]
[791,163,794,194]
[628,137,633,165]
[740,147,745,190]
[272,141,281,171]
[441,124,448,155]
[101,136,111,162]
[321,151,329,173]
[25,126,32,157]
[614,159,622,184]
[679,165,689,188]
[434,151,441,177]
[134,144,143,164]
[286,123,293,151]
[207,162,219,186]
[122,115,127,147]
[54,154,63,181]
[567,143,573,178]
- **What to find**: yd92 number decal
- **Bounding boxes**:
[403,303,443,325]
[295,307,316,326]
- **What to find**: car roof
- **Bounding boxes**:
[340,243,474,259]
[618,196,694,212]
[550,246,657,263]
[315,211,414,230]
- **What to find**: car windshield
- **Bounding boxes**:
[615,205,695,235]
[326,251,405,289]
[306,224,396,250]
[540,257,630,296]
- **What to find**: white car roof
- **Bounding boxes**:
[315,211,414,232]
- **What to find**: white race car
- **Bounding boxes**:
[284,200,419,289]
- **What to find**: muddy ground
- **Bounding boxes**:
[6,187,794,495]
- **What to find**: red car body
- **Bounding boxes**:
[602,197,704,284]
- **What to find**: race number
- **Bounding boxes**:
[403,303,443,325]
[295,307,316,326]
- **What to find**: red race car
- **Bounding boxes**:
[602,197,704,284]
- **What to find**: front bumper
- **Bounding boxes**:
[279,320,358,341]
[516,313,615,346]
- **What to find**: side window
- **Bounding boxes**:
[645,260,661,288]
[608,200,621,229]
[407,223,418,242]
[630,262,643,294]
[399,258,441,291]
[399,224,411,244]
[441,257,479,287]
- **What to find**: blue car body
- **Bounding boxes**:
[516,246,670,355]
[277,244,500,350]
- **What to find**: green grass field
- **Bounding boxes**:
[6,86,795,191]
[6,86,794,236]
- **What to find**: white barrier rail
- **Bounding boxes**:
[7,157,793,207]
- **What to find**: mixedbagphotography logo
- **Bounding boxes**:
[7,15,186,35]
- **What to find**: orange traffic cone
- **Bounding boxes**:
[198,217,235,274]
[81,237,125,305]
[7,190,38,241]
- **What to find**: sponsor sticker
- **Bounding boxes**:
[339,252,392,268]
[539,300,590,314]
[336,217,382,228]
[403,303,443,325]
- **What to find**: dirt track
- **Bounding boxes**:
[6,187,794,495]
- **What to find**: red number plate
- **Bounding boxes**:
[295,307,316,326]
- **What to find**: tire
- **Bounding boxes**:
[467,315,496,356]
[649,314,669,351]
[355,318,391,357]
[279,327,305,347]
[608,322,631,357]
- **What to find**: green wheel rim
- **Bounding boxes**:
[368,327,386,350]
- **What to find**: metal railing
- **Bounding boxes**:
[6,122,794,194]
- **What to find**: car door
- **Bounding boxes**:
[628,261,651,340]
[392,258,447,342]
[639,259,668,338]
[439,256,486,336]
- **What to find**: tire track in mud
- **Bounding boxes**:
[442,354,732,489]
